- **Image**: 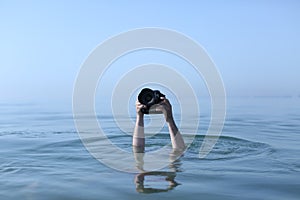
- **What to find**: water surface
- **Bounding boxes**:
[0,97,299,199]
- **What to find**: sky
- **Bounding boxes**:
[0,0,300,106]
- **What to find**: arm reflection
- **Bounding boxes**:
[133,146,183,194]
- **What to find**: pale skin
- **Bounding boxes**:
[132,98,185,150]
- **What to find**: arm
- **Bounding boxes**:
[132,101,146,147]
[167,116,185,150]
[160,99,185,150]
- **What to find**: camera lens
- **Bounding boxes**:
[145,94,152,102]
[138,88,154,105]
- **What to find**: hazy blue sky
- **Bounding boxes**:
[1,0,299,104]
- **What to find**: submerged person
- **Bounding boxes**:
[132,97,184,193]
[132,97,185,150]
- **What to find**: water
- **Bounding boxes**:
[0,97,299,200]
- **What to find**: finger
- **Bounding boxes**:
[158,101,168,107]
[137,104,145,109]
[136,101,145,107]
[163,98,171,105]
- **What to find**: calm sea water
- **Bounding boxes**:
[0,97,299,200]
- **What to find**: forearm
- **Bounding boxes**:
[167,118,185,150]
[132,115,145,147]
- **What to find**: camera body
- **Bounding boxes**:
[138,88,165,114]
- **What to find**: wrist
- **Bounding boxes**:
[166,115,175,125]
[136,113,144,126]
[136,113,144,120]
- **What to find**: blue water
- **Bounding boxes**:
[0,97,299,200]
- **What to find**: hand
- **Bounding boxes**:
[136,101,146,117]
[155,98,174,123]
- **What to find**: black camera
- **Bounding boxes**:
[138,88,165,114]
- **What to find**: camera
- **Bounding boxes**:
[138,88,165,114]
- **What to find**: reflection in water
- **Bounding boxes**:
[135,171,179,193]
[133,146,183,193]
